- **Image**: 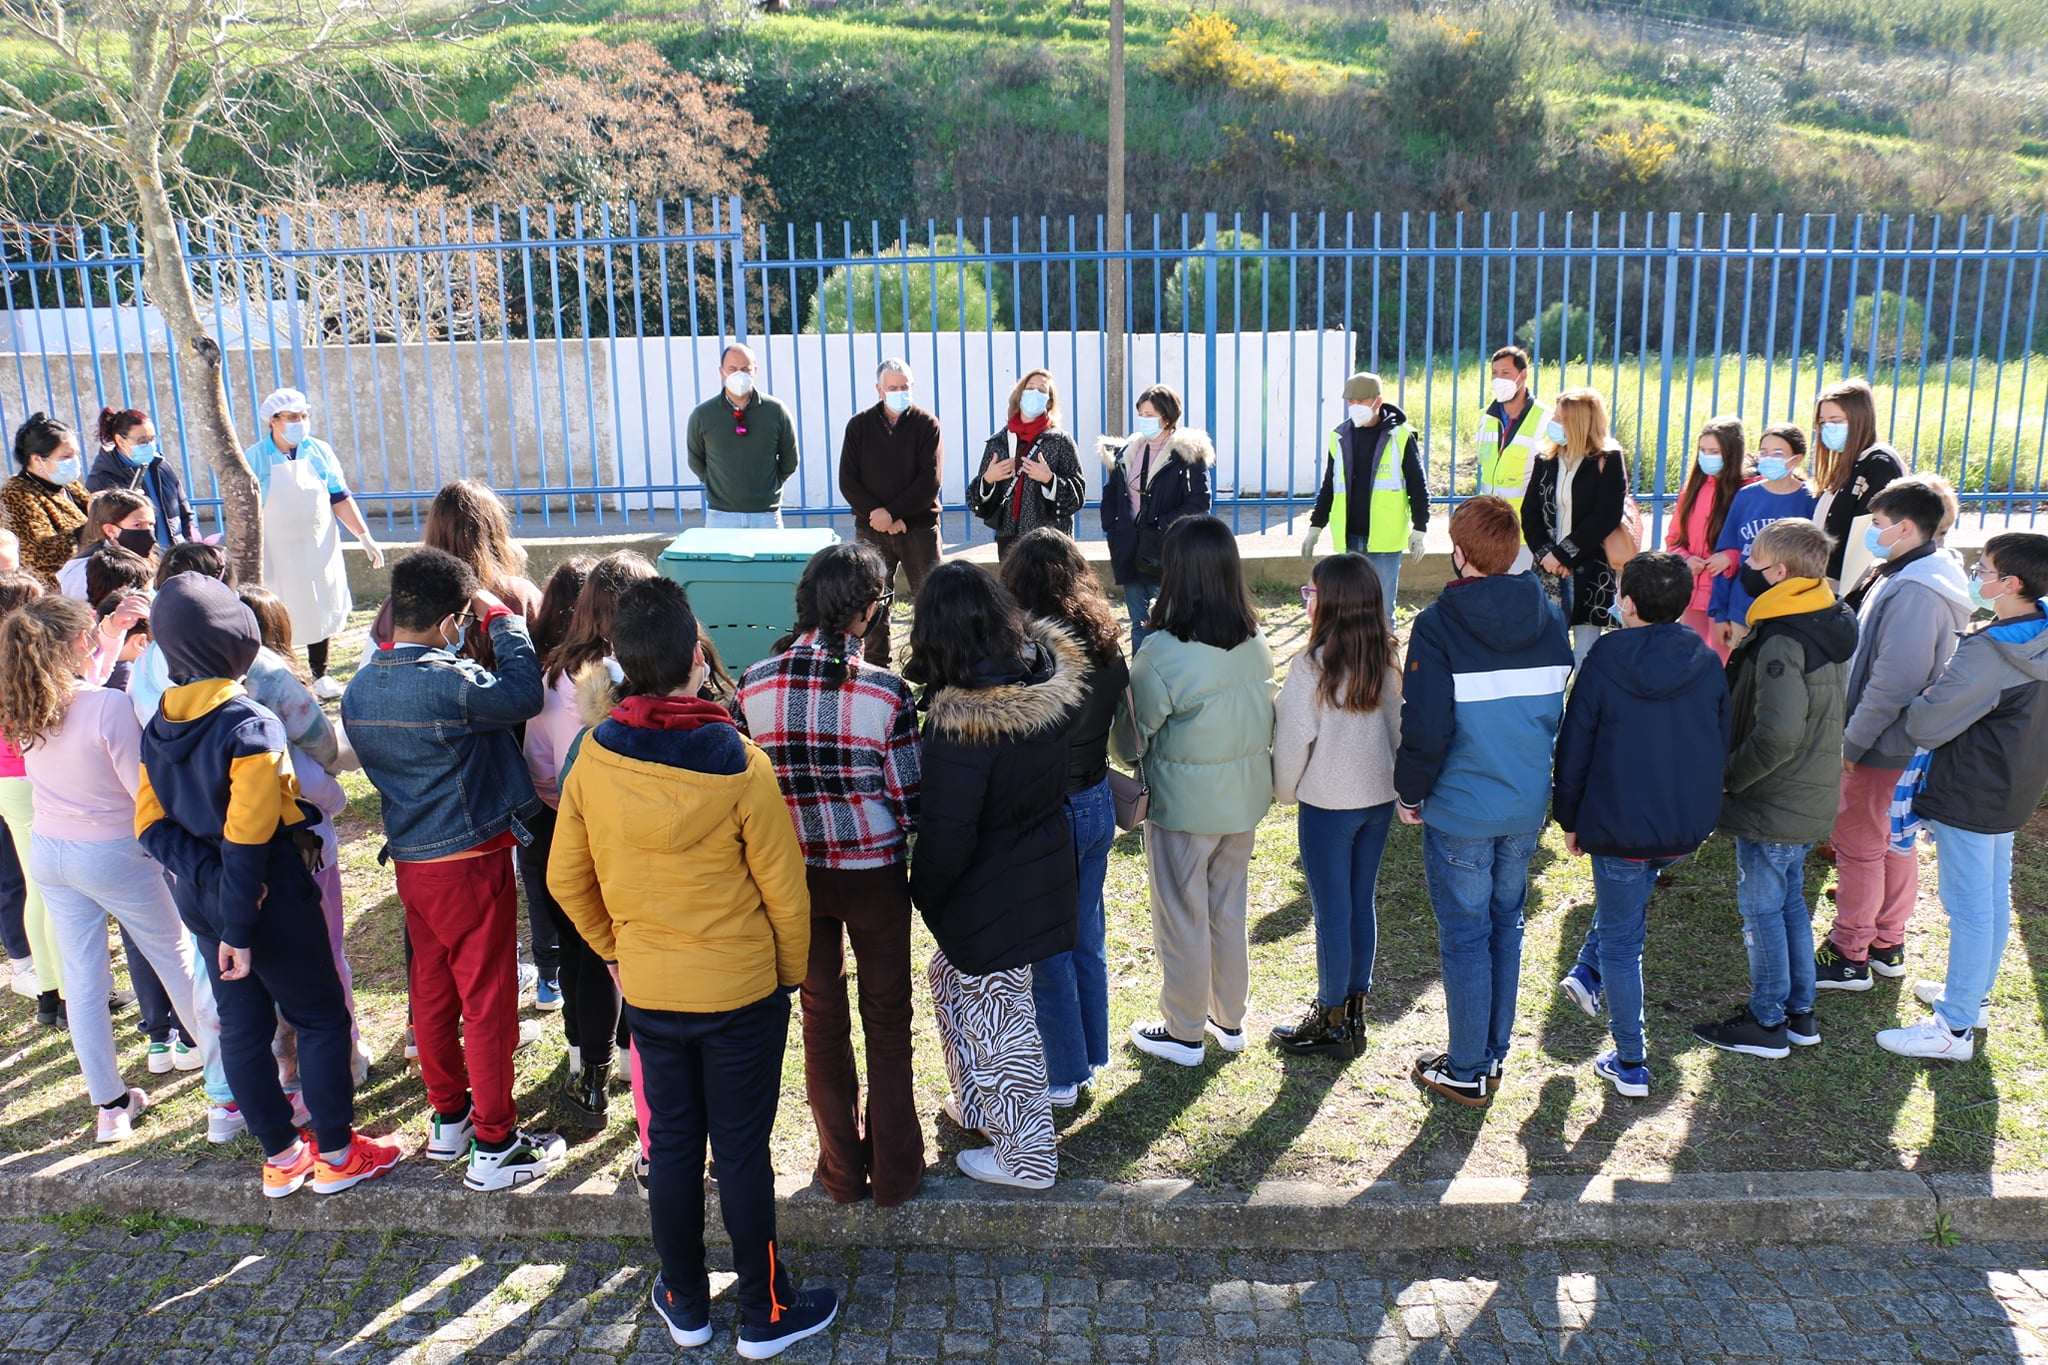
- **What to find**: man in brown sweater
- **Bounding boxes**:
[837,358,944,668]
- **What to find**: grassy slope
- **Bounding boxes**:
[3,588,2044,1190]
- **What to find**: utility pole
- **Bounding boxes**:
[1105,0,1128,437]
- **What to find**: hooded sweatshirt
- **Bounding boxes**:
[134,575,319,950]
[1906,603,2048,836]
[1841,543,1973,769]
[547,692,810,1014]
[1396,572,1574,838]
[1551,621,1731,858]
[1720,577,1860,844]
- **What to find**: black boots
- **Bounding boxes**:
[34,990,64,1029]
[1270,993,1368,1058]
[565,1061,611,1127]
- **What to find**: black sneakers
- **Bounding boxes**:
[1785,1010,1821,1047]
[651,1276,712,1348]
[1867,942,1907,978]
[1692,1008,1791,1059]
[1412,1053,1490,1107]
[738,1285,839,1360]
[1813,942,1873,992]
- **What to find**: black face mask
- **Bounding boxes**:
[1739,564,1776,600]
[115,527,157,558]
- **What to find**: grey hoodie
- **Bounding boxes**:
[1907,606,2048,836]
[1842,545,1973,768]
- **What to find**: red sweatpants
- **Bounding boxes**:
[395,849,521,1144]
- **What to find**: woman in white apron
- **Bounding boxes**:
[246,390,384,700]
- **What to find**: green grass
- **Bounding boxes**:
[3,588,2046,1191]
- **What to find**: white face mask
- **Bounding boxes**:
[723,370,753,399]
[1347,404,1376,427]
[1492,376,1519,404]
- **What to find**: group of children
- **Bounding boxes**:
[2,380,2046,1358]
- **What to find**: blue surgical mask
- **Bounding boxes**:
[1697,450,1723,477]
[1819,421,1849,452]
[281,421,309,448]
[121,440,157,468]
[1865,523,1897,560]
[1018,389,1049,420]
[1970,574,2004,610]
[883,389,912,415]
[49,457,82,485]
[1545,420,1568,446]
[1757,455,1790,482]
[1134,415,1162,439]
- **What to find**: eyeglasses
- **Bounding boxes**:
[1970,564,2004,582]
[452,611,478,631]
[1299,585,1317,603]
[874,590,896,612]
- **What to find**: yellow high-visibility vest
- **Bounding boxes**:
[1321,421,1415,555]
[1476,394,1551,516]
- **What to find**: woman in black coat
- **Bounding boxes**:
[1522,387,1629,662]
[970,369,1084,560]
[1811,377,1906,586]
[906,562,1085,1192]
[1097,383,1213,648]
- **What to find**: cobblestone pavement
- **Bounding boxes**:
[2,1218,2047,1364]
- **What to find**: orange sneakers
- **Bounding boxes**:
[313,1132,404,1196]
[262,1142,318,1199]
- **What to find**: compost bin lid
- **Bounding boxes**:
[659,527,839,563]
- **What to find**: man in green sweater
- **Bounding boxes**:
[687,343,801,529]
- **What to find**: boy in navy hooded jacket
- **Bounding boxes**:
[1551,552,1731,1097]
[136,574,399,1198]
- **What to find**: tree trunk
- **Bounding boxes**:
[133,176,265,585]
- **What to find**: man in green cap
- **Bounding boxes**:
[1302,372,1430,613]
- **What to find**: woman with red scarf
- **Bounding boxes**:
[970,370,1084,561]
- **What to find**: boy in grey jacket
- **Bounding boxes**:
[1878,532,2048,1062]
[1816,477,1971,990]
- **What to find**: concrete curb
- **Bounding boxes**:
[1,1151,2029,1249]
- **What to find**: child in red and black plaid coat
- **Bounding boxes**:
[736,542,923,1206]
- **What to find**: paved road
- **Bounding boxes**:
[1,1218,2045,1363]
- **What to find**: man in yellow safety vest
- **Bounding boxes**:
[1477,345,1548,575]
[1301,372,1430,612]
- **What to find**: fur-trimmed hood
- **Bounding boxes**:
[924,618,1089,744]
[572,657,624,728]
[1096,427,1216,479]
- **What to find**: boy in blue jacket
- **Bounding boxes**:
[1396,496,1573,1107]
[1551,552,1732,1096]
[136,574,400,1197]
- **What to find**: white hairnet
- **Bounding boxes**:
[258,388,308,424]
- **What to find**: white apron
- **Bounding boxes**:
[261,448,353,647]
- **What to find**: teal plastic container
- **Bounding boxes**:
[656,527,840,673]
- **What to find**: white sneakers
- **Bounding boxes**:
[1129,1022,1205,1067]
[463,1130,567,1192]
[207,1104,248,1144]
[6,957,36,999]
[1204,1019,1247,1053]
[1912,979,1992,1029]
[425,1106,476,1162]
[1877,1019,1975,1062]
[311,675,345,701]
[956,1146,1053,1190]
[94,1088,148,1144]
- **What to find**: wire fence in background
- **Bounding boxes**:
[3,203,2045,546]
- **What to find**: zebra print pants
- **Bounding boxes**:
[927,948,1058,1185]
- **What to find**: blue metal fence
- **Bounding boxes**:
[4,203,2045,544]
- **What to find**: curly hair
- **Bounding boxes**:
[902,562,1030,691]
[999,527,1121,664]
[424,480,529,593]
[770,542,890,666]
[0,571,44,618]
[0,595,94,751]
[545,550,656,688]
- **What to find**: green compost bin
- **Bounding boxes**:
[656,527,840,673]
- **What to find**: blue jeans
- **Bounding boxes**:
[1734,837,1816,1026]
[1423,825,1538,1082]
[1298,801,1394,1006]
[1032,779,1115,1088]
[1924,819,2013,1033]
[1345,537,1402,617]
[1575,854,1687,1063]
[703,508,783,530]
[1123,582,1158,652]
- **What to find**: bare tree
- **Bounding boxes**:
[0,0,469,581]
